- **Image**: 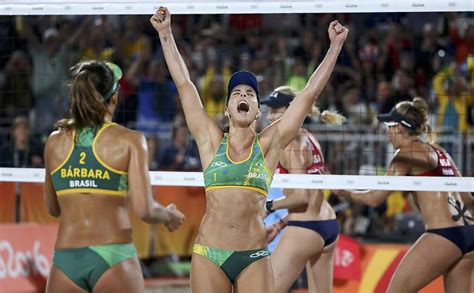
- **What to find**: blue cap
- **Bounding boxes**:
[261,90,294,108]
[227,71,259,104]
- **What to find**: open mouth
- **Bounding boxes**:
[237,100,249,113]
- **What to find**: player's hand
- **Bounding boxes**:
[164,204,185,232]
[333,189,351,200]
[150,6,171,32]
[328,20,349,47]
[265,224,280,243]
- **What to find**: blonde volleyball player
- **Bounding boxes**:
[335,97,474,293]
[262,86,345,293]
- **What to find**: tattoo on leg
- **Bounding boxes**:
[448,197,474,225]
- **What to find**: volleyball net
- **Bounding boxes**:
[0,2,473,292]
[0,1,472,189]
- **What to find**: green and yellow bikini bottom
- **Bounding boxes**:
[192,243,270,283]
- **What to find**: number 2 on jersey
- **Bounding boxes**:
[79,152,86,164]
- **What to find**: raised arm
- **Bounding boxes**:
[15,16,39,47]
[267,21,348,149]
[150,7,221,147]
[128,131,185,231]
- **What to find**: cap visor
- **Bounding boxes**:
[377,109,396,122]
[106,62,123,81]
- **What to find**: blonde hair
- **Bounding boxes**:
[274,85,346,125]
[396,97,435,142]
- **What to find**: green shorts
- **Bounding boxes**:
[53,243,137,291]
[192,243,269,283]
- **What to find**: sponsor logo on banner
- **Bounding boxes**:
[0,224,58,292]
[334,235,362,281]
[0,240,49,278]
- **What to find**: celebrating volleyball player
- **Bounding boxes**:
[262,86,345,293]
[151,7,348,292]
[44,60,185,293]
[335,97,474,293]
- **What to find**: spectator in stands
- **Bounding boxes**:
[448,13,474,64]
[379,70,416,114]
[79,16,117,62]
[199,51,231,120]
[415,23,447,81]
[120,16,151,66]
[127,55,177,141]
[432,63,473,133]
[159,120,200,171]
[0,51,32,126]
[0,116,43,167]
[342,85,373,127]
[16,17,86,135]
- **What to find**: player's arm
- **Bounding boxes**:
[150,7,221,148]
[334,151,410,207]
[264,21,347,150]
[268,142,313,211]
[43,134,61,217]
[128,131,185,230]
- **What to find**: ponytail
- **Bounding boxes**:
[309,105,346,125]
[396,97,433,141]
[56,61,115,131]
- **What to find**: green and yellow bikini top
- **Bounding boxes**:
[51,122,128,196]
[203,133,272,197]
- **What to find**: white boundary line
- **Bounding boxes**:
[1,168,472,192]
[0,1,470,15]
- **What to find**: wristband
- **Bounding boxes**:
[265,200,275,213]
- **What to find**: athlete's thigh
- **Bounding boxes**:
[271,226,325,292]
[191,253,232,293]
[46,266,87,293]
[388,233,463,293]
[234,256,273,293]
[443,251,474,293]
[93,258,144,293]
[308,237,338,293]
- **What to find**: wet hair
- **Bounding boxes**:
[395,97,434,142]
[274,86,346,125]
[56,61,115,131]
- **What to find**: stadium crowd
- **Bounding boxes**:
[0,12,472,240]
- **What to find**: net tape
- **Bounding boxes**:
[1,168,472,192]
[0,0,469,15]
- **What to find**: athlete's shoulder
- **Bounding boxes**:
[391,147,414,166]
[121,128,147,149]
[106,123,142,138]
[46,128,72,145]
[429,142,448,154]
